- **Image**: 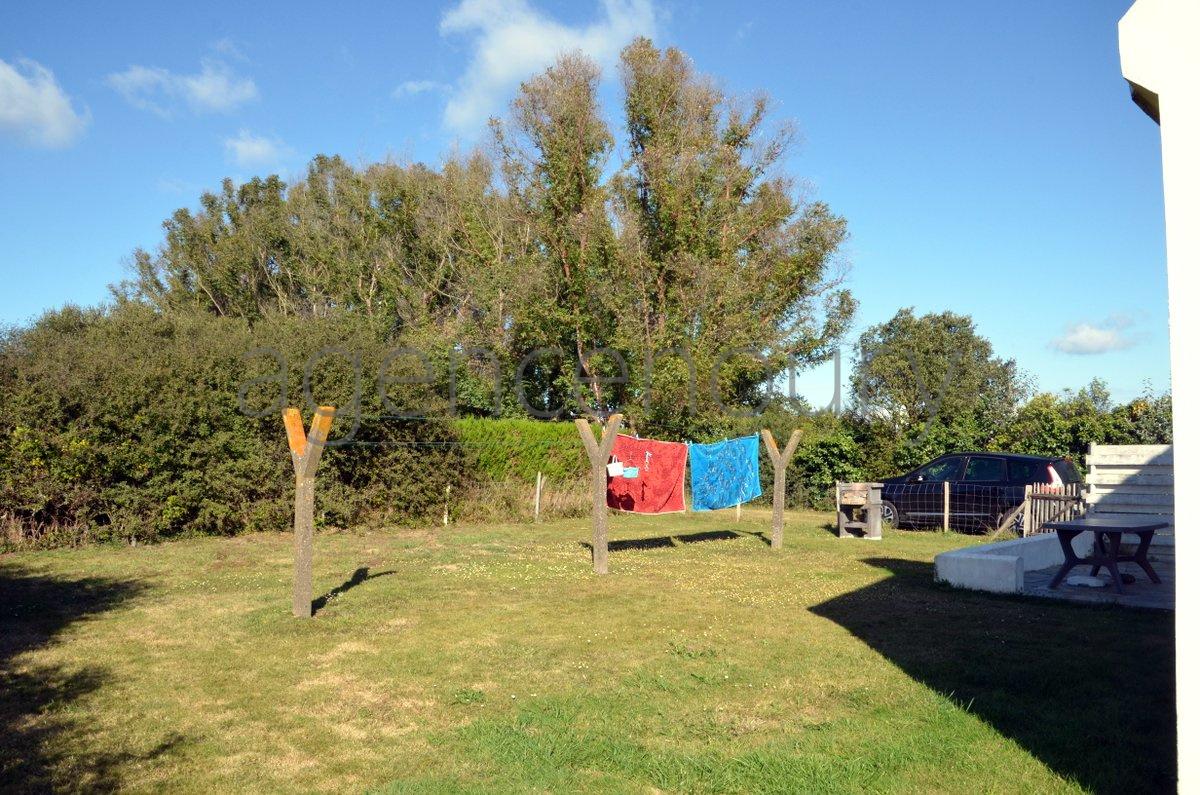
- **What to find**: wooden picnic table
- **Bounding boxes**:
[1044,515,1169,594]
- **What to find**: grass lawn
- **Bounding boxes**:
[0,509,1174,793]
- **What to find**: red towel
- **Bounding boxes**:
[606,434,688,513]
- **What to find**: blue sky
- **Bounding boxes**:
[0,0,1167,404]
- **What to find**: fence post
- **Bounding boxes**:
[534,471,543,523]
[1022,485,1031,537]
[575,414,623,574]
[282,405,335,619]
[942,481,950,533]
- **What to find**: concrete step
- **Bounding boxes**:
[1118,536,1174,563]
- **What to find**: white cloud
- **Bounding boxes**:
[223,129,293,169]
[210,38,248,61]
[0,57,89,147]
[393,79,447,98]
[107,56,257,116]
[1051,315,1141,355]
[438,0,657,134]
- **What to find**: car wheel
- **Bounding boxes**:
[880,500,901,528]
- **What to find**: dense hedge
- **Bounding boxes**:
[453,417,588,482]
[0,304,604,550]
[1,302,1170,550]
[0,304,463,549]
[0,300,840,549]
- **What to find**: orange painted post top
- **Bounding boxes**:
[283,407,307,458]
[283,405,337,462]
[310,406,335,446]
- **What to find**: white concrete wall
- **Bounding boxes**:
[1118,1,1199,786]
[934,534,1093,595]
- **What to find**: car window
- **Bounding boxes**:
[919,456,964,482]
[1053,460,1082,483]
[963,456,1005,482]
[1007,460,1043,484]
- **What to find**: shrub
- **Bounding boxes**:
[789,432,864,509]
[453,417,588,482]
[0,304,604,550]
[0,304,464,549]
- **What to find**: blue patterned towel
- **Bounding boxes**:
[688,435,762,511]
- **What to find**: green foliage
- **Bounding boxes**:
[991,393,1072,458]
[453,417,588,482]
[608,39,855,437]
[0,304,464,549]
[851,308,1028,447]
[848,328,1173,478]
[790,432,864,508]
[1113,384,1173,445]
[1,40,1172,548]
[0,303,612,549]
[125,42,856,441]
[492,53,616,418]
[841,308,1170,479]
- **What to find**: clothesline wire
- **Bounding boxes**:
[318,438,765,449]
[285,414,769,449]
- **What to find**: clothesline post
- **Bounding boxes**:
[575,413,623,574]
[282,404,335,618]
[761,429,801,550]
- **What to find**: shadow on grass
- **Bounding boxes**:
[581,529,746,553]
[312,566,396,614]
[736,529,773,547]
[0,565,184,791]
[810,557,1175,794]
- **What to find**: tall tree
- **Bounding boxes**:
[610,38,855,437]
[492,53,617,410]
[126,40,858,433]
[850,308,1028,467]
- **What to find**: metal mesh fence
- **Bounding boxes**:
[880,482,1027,533]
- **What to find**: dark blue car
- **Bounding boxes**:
[879,452,1082,531]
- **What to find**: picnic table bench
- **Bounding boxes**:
[836,482,884,540]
